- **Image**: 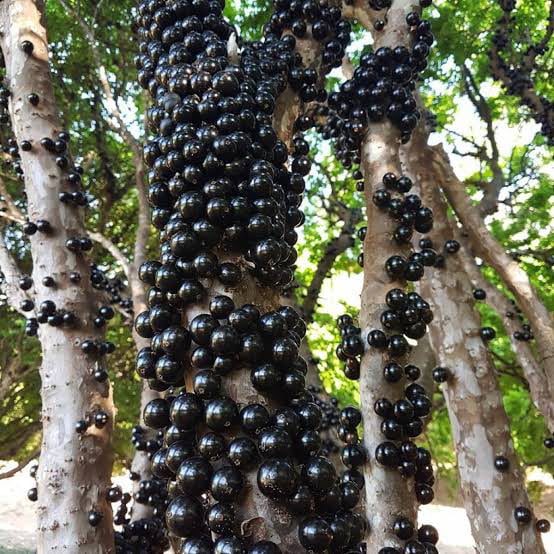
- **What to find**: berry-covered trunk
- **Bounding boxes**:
[0,0,115,551]
[129,0,366,552]
[354,0,437,550]
[404,128,546,553]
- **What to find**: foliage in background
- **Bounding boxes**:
[0,0,552,502]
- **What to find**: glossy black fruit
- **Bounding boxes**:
[298,516,333,551]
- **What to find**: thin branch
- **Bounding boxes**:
[57,0,140,154]
[0,448,40,480]
[57,0,151,289]
[489,0,554,142]
[89,231,131,279]
[0,174,25,222]
[0,230,31,315]
[521,0,554,72]
[455,232,554,433]
[461,64,505,215]
[300,207,360,323]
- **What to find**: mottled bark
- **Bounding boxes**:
[57,1,159,512]
[432,144,554,425]
[456,236,554,435]
[404,128,545,553]
[358,0,420,548]
[273,33,322,145]
[0,1,115,551]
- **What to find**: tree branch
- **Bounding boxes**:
[0,230,31,315]
[432,143,554,426]
[57,0,151,281]
[0,1,115,548]
[455,231,554,433]
[0,174,25,223]
[300,208,359,323]
[0,448,40,480]
[57,0,140,153]
[356,0,422,548]
[460,64,505,216]
[489,0,554,142]
[89,231,131,279]
[404,122,546,552]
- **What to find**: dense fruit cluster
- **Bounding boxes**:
[490,0,553,143]
[316,12,434,169]
[129,0,367,551]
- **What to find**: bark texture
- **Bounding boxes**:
[404,128,546,553]
[55,0,160,516]
[432,145,554,426]
[456,236,554,435]
[357,0,421,548]
[273,33,322,145]
[0,2,115,551]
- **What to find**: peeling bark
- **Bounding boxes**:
[404,128,545,554]
[273,33,322,145]
[0,1,115,551]
[432,144,554,424]
[456,236,554,435]
[357,0,421,548]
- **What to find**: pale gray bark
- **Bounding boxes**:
[433,144,554,420]
[0,1,115,551]
[456,235,554,435]
[55,0,160,515]
[404,127,545,554]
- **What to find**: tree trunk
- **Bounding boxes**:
[178,266,303,549]
[0,1,115,551]
[129,278,160,521]
[456,240,554,434]
[432,144,554,414]
[404,128,546,553]
[357,0,422,548]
